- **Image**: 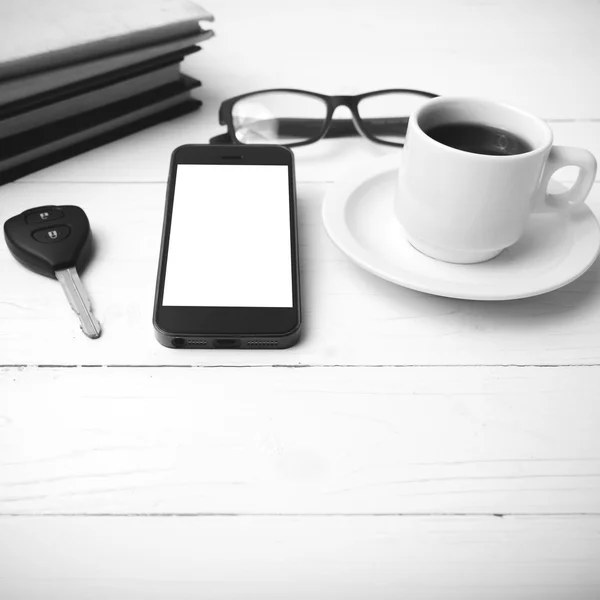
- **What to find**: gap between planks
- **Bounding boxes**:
[2,363,600,368]
[3,512,600,518]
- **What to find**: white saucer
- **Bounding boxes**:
[322,154,600,300]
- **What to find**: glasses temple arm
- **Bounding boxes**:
[210,116,411,144]
[277,117,410,138]
[209,132,234,144]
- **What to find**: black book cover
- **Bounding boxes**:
[0,77,202,184]
[0,46,200,117]
[0,100,200,185]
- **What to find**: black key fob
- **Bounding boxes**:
[4,205,92,278]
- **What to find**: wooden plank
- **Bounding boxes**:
[198,0,600,119]
[9,0,600,185]
[1,182,599,366]
[1,366,600,515]
[0,515,599,599]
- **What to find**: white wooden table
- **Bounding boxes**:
[2,1,600,597]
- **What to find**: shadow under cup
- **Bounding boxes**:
[396,97,556,264]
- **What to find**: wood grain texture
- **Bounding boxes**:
[196,0,600,119]
[0,182,599,366]
[1,0,600,595]
[11,0,600,184]
[1,516,599,599]
[1,366,599,515]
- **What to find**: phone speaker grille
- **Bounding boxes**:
[247,340,279,347]
[187,339,207,346]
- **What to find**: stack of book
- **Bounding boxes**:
[0,0,214,184]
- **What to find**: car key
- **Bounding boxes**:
[4,205,101,339]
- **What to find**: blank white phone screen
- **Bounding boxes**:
[162,164,293,307]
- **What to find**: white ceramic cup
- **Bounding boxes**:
[395,96,597,263]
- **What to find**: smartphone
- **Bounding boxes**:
[153,144,301,349]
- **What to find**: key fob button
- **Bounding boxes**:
[26,208,64,224]
[32,225,71,243]
[4,204,91,278]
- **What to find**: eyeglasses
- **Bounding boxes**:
[209,88,438,148]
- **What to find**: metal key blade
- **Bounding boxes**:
[55,267,101,339]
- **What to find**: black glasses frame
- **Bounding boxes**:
[210,88,438,148]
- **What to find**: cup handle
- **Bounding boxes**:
[540,145,597,208]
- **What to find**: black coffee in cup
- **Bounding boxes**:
[425,122,533,156]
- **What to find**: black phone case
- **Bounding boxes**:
[153,145,302,350]
[153,324,302,350]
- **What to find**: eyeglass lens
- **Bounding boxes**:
[232,92,328,145]
[356,92,434,144]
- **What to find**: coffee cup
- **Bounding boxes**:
[395,96,597,263]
